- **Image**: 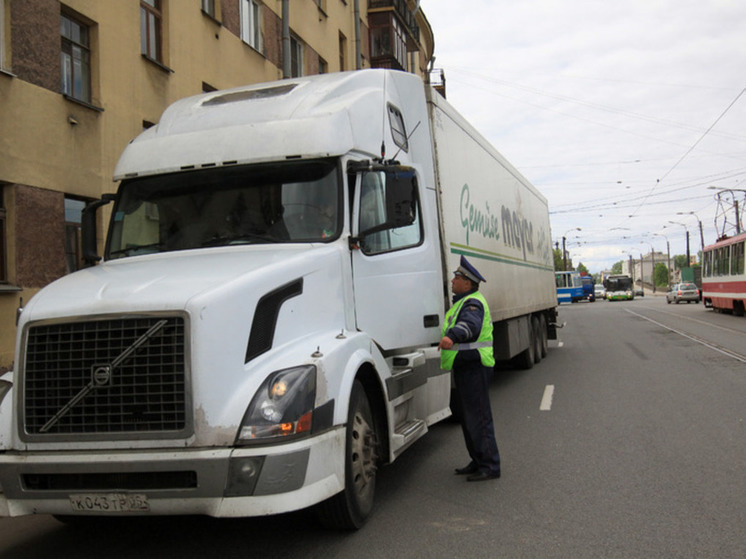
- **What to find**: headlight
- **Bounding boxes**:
[236,365,316,443]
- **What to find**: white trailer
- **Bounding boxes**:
[0,70,556,529]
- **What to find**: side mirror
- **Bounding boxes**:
[82,194,116,265]
[382,168,417,230]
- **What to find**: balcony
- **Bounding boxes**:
[368,0,420,45]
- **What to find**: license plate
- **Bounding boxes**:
[69,493,150,513]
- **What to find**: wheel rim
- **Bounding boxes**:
[350,409,377,499]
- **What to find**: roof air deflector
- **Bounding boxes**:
[203,83,298,106]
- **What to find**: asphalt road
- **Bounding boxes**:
[0,296,744,558]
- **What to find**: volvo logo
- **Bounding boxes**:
[91,364,112,387]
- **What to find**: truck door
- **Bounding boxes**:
[349,166,443,350]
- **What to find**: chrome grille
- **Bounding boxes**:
[23,316,187,438]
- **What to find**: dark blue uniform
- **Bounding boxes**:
[446,289,501,478]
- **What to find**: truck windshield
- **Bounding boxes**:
[107,159,340,259]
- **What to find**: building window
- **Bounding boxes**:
[140,0,162,61]
[318,57,328,74]
[338,32,346,72]
[0,186,7,283]
[61,12,91,103]
[64,197,87,274]
[201,0,215,18]
[240,0,261,50]
[290,35,303,77]
[0,0,7,71]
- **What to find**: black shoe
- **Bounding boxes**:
[466,471,500,482]
[454,464,478,475]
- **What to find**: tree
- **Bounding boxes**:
[673,254,689,271]
[553,248,563,271]
[611,261,623,274]
[553,248,573,271]
[577,262,589,276]
[654,262,669,288]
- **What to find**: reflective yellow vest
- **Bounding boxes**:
[440,291,495,371]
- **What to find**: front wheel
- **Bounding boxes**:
[316,380,378,530]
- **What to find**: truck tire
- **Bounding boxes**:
[514,319,535,370]
[316,380,378,530]
[538,314,548,358]
[531,316,542,364]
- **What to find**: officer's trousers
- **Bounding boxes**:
[453,362,501,475]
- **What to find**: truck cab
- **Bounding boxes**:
[0,70,451,529]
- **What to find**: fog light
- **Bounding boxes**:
[225,456,265,497]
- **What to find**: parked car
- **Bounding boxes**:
[666,283,700,304]
[594,285,606,300]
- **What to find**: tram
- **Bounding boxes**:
[702,231,746,315]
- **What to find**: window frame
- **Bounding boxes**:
[290,34,303,78]
[60,11,92,103]
[140,0,162,62]
[240,0,262,51]
[355,170,423,256]
[731,241,745,276]
[387,103,408,153]
[64,196,89,274]
[201,0,216,18]
[0,185,7,283]
[0,0,6,71]
[338,31,346,72]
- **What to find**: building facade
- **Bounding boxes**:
[0,0,436,372]
[622,251,669,290]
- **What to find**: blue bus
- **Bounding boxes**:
[556,271,584,303]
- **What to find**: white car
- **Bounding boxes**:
[594,285,606,300]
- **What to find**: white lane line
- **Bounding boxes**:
[540,384,555,411]
[624,308,746,363]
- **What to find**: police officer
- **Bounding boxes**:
[438,256,501,481]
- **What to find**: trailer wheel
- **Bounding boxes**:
[538,314,548,358]
[514,320,535,370]
[316,380,378,530]
[531,316,542,364]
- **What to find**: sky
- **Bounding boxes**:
[421,0,746,273]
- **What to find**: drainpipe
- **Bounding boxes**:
[282,0,291,78]
[354,0,361,69]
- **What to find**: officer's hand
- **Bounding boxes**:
[438,336,454,351]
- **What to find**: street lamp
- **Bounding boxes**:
[562,227,581,271]
[640,240,656,293]
[621,249,637,283]
[667,220,690,265]
[652,232,671,287]
[676,211,705,261]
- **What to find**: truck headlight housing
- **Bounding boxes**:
[237,365,316,443]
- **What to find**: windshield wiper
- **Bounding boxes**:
[109,242,164,257]
[201,233,280,247]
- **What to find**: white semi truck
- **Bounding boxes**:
[0,69,557,529]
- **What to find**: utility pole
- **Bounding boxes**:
[562,236,567,271]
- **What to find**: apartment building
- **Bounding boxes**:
[0,0,435,372]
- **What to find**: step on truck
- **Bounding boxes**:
[0,69,557,529]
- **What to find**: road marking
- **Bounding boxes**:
[624,308,746,363]
[540,384,555,411]
[642,306,745,336]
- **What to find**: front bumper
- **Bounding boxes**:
[0,427,345,518]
